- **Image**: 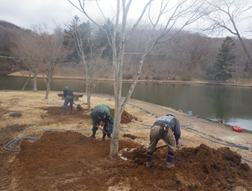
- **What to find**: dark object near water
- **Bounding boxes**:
[9,112,22,118]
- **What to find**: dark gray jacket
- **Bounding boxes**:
[63,88,74,98]
[153,115,181,142]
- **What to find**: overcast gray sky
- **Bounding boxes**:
[0,0,147,29]
[0,0,90,29]
[1,0,251,38]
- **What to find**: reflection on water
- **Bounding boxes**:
[1,76,252,131]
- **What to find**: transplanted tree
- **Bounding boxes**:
[68,0,207,157]
[65,16,110,111]
[206,36,236,81]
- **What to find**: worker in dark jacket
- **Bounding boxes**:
[146,113,181,168]
[63,86,74,115]
[90,104,114,141]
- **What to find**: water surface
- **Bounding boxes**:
[1,76,252,131]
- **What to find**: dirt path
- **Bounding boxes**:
[1,91,252,191]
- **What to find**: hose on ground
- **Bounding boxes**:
[4,99,252,163]
[128,102,252,163]
[4,126,92,152]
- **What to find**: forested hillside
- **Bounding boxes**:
[0,21,23,75]
[0,20,252,81]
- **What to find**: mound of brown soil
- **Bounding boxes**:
[43,107,135,124]
[43,106,90,120]
[1,92,252,191]
[14,131,252,191]
[110,109,137,123]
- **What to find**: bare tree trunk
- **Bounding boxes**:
[86,78,91,112]
[121,57,145,112]
[45,84,50,99]
[110,60,123,157]
[85,64,91,112]
[236,34,252,66]
[87,91,91,111]
[33,73,38,92]
[21,72,32,91]
[68,0,205,158]
[109,0,125,157]
[44,75,52,99]
[110,102,121,156]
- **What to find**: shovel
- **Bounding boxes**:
[73,101,82,110]
[96,123,111,138]
[155,139,183,151]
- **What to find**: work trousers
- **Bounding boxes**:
[147,125,176,154]
[63,95,73,113]
[92,121,109,139]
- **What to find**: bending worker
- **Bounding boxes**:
[90,104,114,141]
[63,86,74,115]
[146,113,181,168]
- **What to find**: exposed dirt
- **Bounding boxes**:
[1,91,252,191]
[42,106,134,124]
[14,132,252,191]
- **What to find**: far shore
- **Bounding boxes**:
[6,71,252,87]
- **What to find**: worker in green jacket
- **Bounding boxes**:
[90,104,114,141]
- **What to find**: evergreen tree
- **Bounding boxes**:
[95,19,120,64]
[206,36,236,81]
[64,16,92,63]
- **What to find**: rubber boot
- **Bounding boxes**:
[102,132,106,141]
[146,153,153,168]
[102,125,109,141]
[90,130,96,139]
[166,154,175,168]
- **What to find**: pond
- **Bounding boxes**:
[1,76,252,131]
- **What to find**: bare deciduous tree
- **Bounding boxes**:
[202,0,252,66]
[36,25,69,99]
[68,0,206,157]
[65,16,109,111]
[12,30,44,92]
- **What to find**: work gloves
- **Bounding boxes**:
[175,135,180,145]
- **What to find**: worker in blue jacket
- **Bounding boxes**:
[63,86,74,115]
[146,113,181,168]
[90,104,114,141]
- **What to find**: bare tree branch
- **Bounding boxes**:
[203,0,252,66]
[68,0,206,157]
